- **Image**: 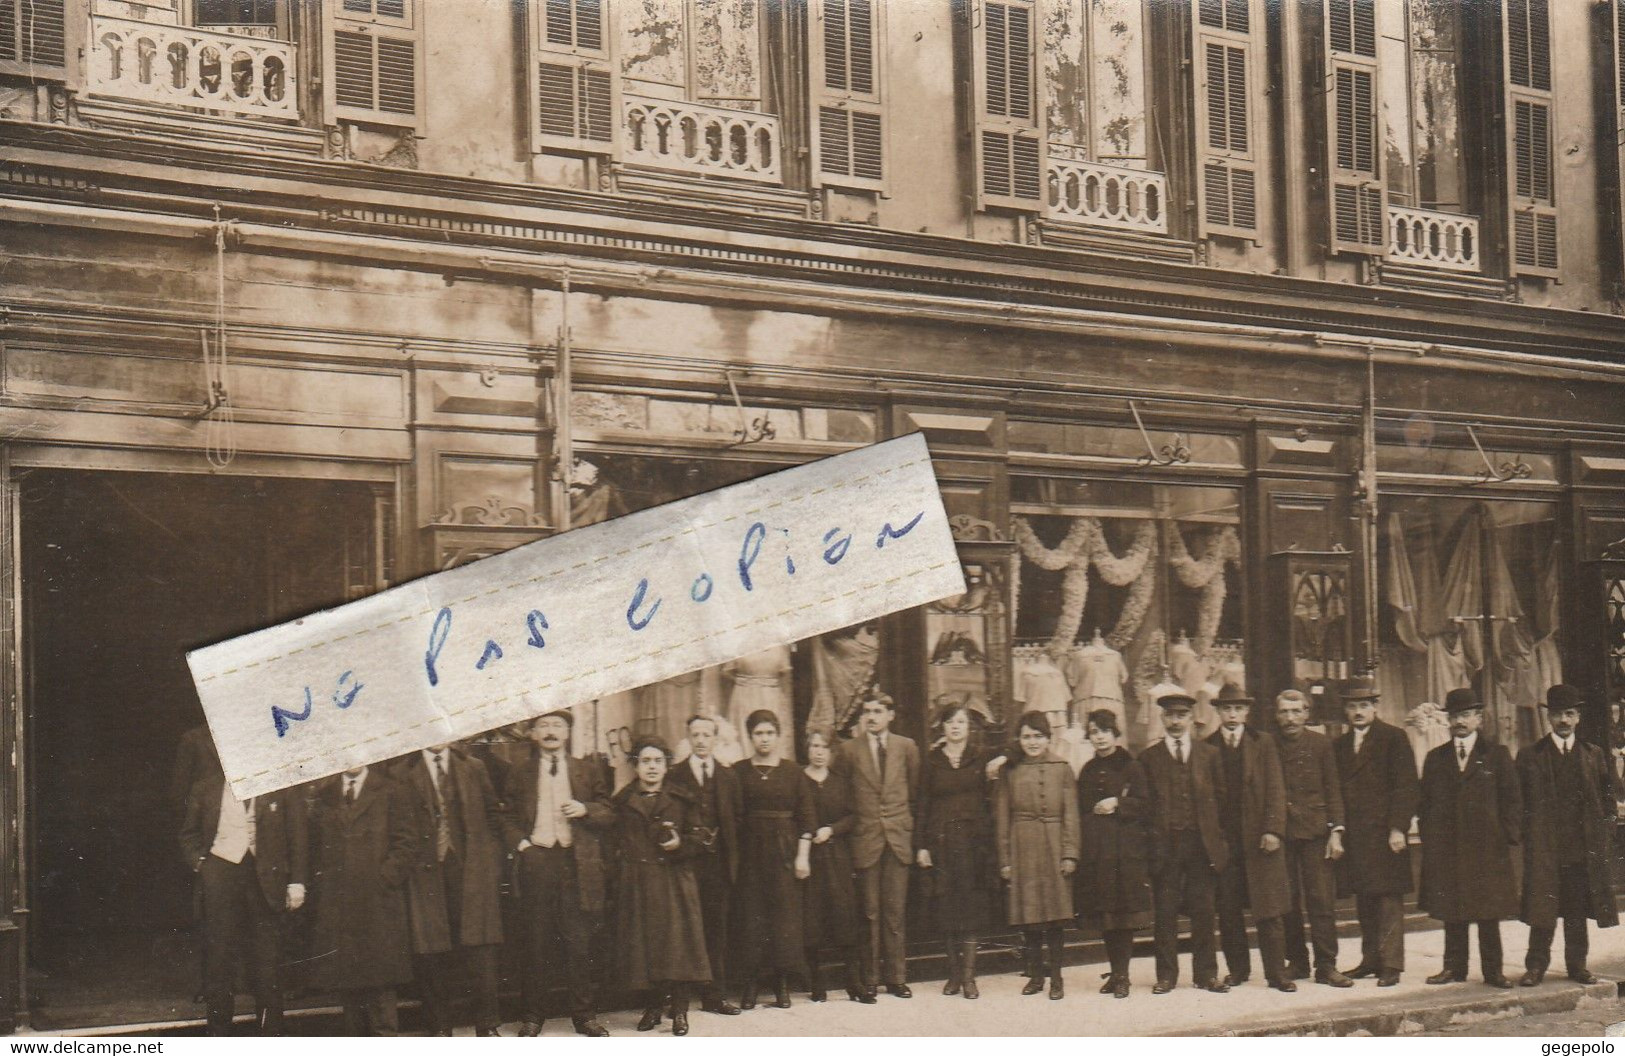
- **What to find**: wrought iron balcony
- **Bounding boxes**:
[1044,154,1168,235]
[87,15,299,120]
[1387,205,1480,273]
[622,95,781,184]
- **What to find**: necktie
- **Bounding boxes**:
[345,778,356,803]
[703,760,712,784]
[549,754,559,777]
[434,753,452,862]
[875,736,887,776]
[1458,742,1467,765]
[1174,739,1185,765]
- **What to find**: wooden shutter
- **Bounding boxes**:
[1192,0,1259,238]
[811,0,886,191]
[1324,0,1384,254]
[0,0,72,81]
[327,0,421,128]
[971,0,1043,210]
[1503,0,1557,276]
[530,0,617,156]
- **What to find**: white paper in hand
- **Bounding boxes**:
[188,433,964,799]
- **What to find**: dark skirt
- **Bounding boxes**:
[803,837,862,950]
[922,818,996,933]
[615,858,712,991]
[736,816,807,974]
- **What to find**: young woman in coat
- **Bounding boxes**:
[801,724,868,1003]
[915,703,999,999]
[1075,710,1154,998]
[611,736,711,1037]
[996,710,1080,1000]
[731,709,815,1010]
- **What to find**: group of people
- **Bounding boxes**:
[178,674,1619,1036]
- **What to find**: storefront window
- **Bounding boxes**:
[1376,496,1563,759]
[1010,476,1245,758]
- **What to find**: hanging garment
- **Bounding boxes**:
[1063,646,1129,729]
[726,645,793,744]
[1019,655,1072,720]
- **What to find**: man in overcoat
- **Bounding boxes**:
[1419,687,1521,988]
[500,710,615,1037]
[666,714,743,1015]
[1273,689,1351,987]
[180,767,308,1035]
[1206,685,1293,992]
[394,742,505,1035]
[1140,692,1230,994]
[310,765,416,1035]
[835,692,920,998]
[1334,678,1418,987]
[1517,684,1619,986]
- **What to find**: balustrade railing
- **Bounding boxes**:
[1387,205,1480,273]
[87,15,298,119]
[622,95,781,184]
[1044,155,1168,235]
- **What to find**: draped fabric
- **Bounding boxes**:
[808,625,880,732]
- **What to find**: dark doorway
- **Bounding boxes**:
[20,469,384,1029]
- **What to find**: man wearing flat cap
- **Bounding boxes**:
[1418,687,1521,988]
[1334,677,1418,987]
[1140,691,1230,994]
[1516,684,1619,986]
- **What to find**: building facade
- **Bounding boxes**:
[2,0,1625,1032]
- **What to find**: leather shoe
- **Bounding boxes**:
[963,978,980,1000]
[1222,973,1249,988]
[1344,963,1377,980]
[1426,970,1466,985]
[1484,975,1514,990]
[1519,969,1545,987]
[573,1017,610,1037]
[1049,975,1064,1000]
[1287,962,1311,981]
[886,983,912,999]
[702,999,741,1016]
[1570,969,1601,985]
[1021,975,1046,996]
[1112,978,1130,999]
[1268,979,1297,993]
[1152,979,1175,995]
[1377,972,1401,987]
[476,1026,502,1037]
[517,1021,542,1038]
[637,1008,663,1032]
[1316,968,1354,988]
[1197,978,1230,994]
[670,1012,689,1037]
[853,988,877,1005]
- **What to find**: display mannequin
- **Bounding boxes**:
[1064,630,1129,729]
[725,644,793,744]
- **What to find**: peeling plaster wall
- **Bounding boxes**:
[1087,0,1146,165]
[621,0,689,98]
[693,0,761,107]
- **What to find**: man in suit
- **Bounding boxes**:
[666,714,743,1016]
[1206,685,1292,992]
[835,692,920,999]
[1273,689,1352,987]
[1518,684,1620,986]
[1140,692,1230,994]
[1334,678,1418,987]
[1419,688,1521,989]
[180,767,308,1035]
[500,710,615,1037]
[396,742,505,1035]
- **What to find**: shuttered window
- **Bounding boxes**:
[0,0,69,79]
[1325,0,1383,254]
[531,0,616,156]
[327,0,419,127]
[970,0,1042,210]
[1193,0,1259,238]
[812,0,885,190]
[1501,0,1557,276]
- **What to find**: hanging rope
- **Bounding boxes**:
[203,204,236,468]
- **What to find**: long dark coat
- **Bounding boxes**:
[803,769,862,950]
[1074,748,1152,930]
[1518,737,1619,930]
[1334,719,1419,896]
[734,759,816,972]
[180,772,310,909]
[995,752,1079,926]
[1139,738,1230,876]
[309,769,416,991]
[1419,736,1521,922]
[392,749,505,954]
[915,746,998,933]
[1206,729,1291,923]
[498,751,615,914]
[611,781,712,990]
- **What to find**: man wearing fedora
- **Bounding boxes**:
[1140,692,1230,994]
[1273,689,1352,987]
[1419,687,1521,988]
[1517,684,1619,986]
[1206,684,1293,992]
[1334,677,1418,987]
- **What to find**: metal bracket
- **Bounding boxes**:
[1129,401,1190,467]
[1465,424,1532,486]
[725,369,776,447]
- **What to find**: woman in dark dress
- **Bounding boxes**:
[801,724,868,1004]
[1075,709,1153,998]
[732,709,815,1010]
[997,710,1080,1001]
[611,736,711,1036]
[915,703,998,999]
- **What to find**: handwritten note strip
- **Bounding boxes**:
[188,434,965,799]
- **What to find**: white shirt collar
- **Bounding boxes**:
[1166,733,1188,751]
[1552,732,1574,751]
[1454,732,1478,756]
[345,767,369,795]
[691,754,713,778]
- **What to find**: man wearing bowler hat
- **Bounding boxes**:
[1517,684,1619,986]
[1334,677,1418,987]
[1139,691,1230,994]
[1419,687,1521,988]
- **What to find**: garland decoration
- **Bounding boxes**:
[1013,517,1157,652]
[1168,525,1243,653]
